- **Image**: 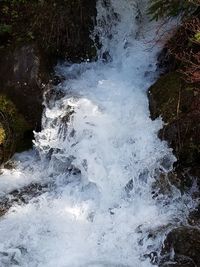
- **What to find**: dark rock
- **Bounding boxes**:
[0,43,51,164]
[149,72,187,122]
[0,44,51,130]
[160,227,200,267]
[188,205,200,226]
[148,72,200,190]
[0,111,15,164]
[37,0,97,61]
[0,182,49,217]
[160,256,195,267]
[144,251,158,265]
[0,0,97,164]
[50,75,65,86]
[157,47,177,74]
[0,95,33,164]
[0,0,97,61]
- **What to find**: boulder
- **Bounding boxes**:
[0,44,50,130]
[0,95,32,164]
[160,226,200,267]
[148,72,200,189]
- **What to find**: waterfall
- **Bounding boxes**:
[0,1,193,266]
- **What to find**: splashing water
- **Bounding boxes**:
[0,0,194,266]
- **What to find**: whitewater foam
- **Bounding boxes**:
[0,0,193,266]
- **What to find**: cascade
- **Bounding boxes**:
[0,1,193,266]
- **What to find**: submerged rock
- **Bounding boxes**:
[0,182,49,217]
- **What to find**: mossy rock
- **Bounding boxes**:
[149,71,200,188]
[149,72,194,123]
[0,94,32,165]
[0,43,51,131]
[0,124,6,145]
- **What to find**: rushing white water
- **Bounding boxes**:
[0,0,194,266]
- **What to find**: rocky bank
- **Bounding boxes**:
[0,0,97,165]
[148,17,200,267]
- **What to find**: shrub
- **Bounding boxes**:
[167,17,200,83]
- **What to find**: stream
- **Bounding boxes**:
[0,0,194,266]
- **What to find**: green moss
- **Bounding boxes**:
[148,0,199,20]
[0,95,16,116]
[0,95,30,135]
[0,24,12,34]
[149,72,200,175]
[149,72,183,122]
[0,94,32,162]
[149,72,198,124]
[194,32,200,42]
[0,124,6,145]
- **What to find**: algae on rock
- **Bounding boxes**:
[0,95,32,165]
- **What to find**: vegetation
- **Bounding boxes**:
[167,17,200,83]
[148,0,200,192]
[149,0,200,84]
[148,0,200,20]
[0,94,32,163]
[0,0,96,59]
[0,124,6,145]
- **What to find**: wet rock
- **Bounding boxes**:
[144,251,158,265]
[50,75,65,86]
[44,87,66,109]
[0,95,32,164]
[0,0,97,61]
[152,173,173,196]
[156,47,177,74]
[0,182,49,217]
[149,72,188,122]
[0,43,51,164]
[160,256,195,267]
[0,44,51,130]
[148,72,200,190]
[188,205,200,226]
[0,0,97,164]
[34,0,97,61]
[160,226,200,267]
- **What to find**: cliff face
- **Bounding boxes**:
[0,0,97,165]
